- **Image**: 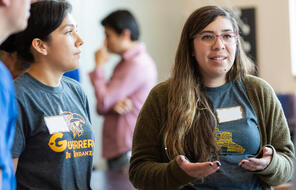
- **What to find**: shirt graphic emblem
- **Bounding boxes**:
[215,127,245,153]
[48,111,94,159]
[62,111,85,138]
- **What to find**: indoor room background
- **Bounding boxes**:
[68,0,296,169]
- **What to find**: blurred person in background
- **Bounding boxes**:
[0,35,30,79]
[89,9,157,173]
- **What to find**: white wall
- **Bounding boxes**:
[289,0,296,77]
[70,0,107,169]
[70,0,296,168]
[184,0,296,93]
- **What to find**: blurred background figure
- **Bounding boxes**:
[89,9,157,173]
[0,35,30,79]
[0,0,31,189]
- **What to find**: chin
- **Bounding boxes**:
[66,62,80,72]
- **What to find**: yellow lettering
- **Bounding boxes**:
[73,150,93,158]
[78,140,83,149]
[67,141,73,150]
[88,140,94,148]
[82,140,87,148]
[48,133,67,152]
[73,141,77,149]
[66,152,71,159]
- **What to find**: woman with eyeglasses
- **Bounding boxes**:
[9,1,94,189]
[129,6,294,190]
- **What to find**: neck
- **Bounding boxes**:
[28,62,63,87]
[120,41,138,56]
[203,76,227,88]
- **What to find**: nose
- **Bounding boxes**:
[212,36,225,50]
[75,33,84,47]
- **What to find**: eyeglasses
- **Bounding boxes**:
[193,32,238,46]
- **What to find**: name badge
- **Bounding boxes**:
[216,106,243,123]
[44,115,70,134]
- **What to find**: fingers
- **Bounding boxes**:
[94,42,111,67]
[113,103,124,114]
[239,158,269,171]
[238,159,259,171]
[124,99,133,112]
[238,147,273,171]
[113,98,133,115]
[177,155,220,178]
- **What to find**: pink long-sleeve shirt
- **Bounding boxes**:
[89,43,157,159]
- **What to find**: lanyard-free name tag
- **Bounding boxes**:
[216,106,243,123]
[44,115,70,134]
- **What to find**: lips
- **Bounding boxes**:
[74,51,81,55]
[209,56,227,60]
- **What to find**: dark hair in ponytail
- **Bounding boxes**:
[0,35,17,53]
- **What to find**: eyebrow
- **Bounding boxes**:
[199,29,233,34]
[61,24,77,30]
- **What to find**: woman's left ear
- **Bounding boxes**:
[31,38,48,55]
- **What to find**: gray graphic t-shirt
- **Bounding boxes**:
[194,80,261,190]
[12,73,94,190]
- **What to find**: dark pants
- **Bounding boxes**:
[107,151,131,170]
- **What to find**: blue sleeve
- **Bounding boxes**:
[0,62,17,189]
[64,69,80,82]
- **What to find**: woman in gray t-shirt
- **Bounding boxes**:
[8,1,94,189]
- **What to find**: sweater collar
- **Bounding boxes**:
[122,43,145,61]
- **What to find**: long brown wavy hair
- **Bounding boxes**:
[163,6,254,162]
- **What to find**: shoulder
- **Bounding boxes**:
[130,44,155,65]
[62,76,83,90]
[138,80,169,123]
[14,74,30,95]
[244,75,275,94]
[0,61,11,77]
[141,80,169,110]
[61,76,87,98]
[149,80,169,97]
[244,75,270,87]
[243,75,278,110]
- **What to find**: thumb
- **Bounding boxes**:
[263,146,273,156]
[179,155,191,164]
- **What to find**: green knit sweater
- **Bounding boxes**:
[129,75,294,190]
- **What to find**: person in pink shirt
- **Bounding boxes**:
[89,9,157,172]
